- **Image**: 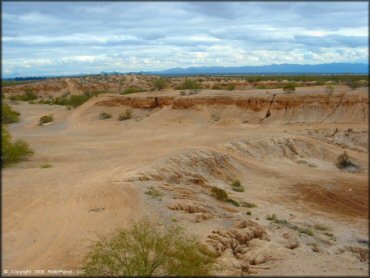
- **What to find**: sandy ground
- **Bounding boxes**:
[2,86,368,276]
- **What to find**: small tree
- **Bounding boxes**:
[82,219,215,276]
[283,84,296,94]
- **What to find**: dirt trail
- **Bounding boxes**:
[2,87,368,275]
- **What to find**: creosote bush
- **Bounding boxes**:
[99,112,112,120]
[82,219,215,276]
[283,84,296,94]
[2,126,33,166]
[39,114,53,125]
[118,110,132,121]
[121,87,144,95]
[210,186,228,201]
[2,103,20,124]
[231,180,244,192]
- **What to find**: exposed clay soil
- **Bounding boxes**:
[2,83,368,276]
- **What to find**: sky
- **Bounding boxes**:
[2,1,369,77]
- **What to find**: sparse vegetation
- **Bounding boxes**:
[118,110,132,121]
[246,211,252,215]
[82,219,215,276]
[2,126,33,166]
[145,186,164,199]
[121,87,144,95]
[153,78,169,90]
[313,223,329,231]
[266,213,277,221]
[299,227,314,236]
[99,112,112,120]
[230,180,244,192]
[226,198,240,207]
[9,90,38,101]
[283,83,296,94]
[39,114,53,125]
[210,186,228,201]
[2,103,20,124]
[240,201,257,208]
[53,91,103,108]
[41,163,52,168]
[180,79,202,90]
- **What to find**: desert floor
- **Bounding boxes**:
[3,86,368,275]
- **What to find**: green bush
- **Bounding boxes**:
[211,186,228,201]
[11,90,38,101]
[180,79,202,90]
[240,201,257,208]
[227,198,240,207]
[99,112,112,120]
[118,110,132,121]
[53,91,102,108]
[2,126,33,166]
[2,103,20,124]
[153,78,169,90]
[121,87,144,95]
[283,83,296,94]
[82,219,215,276]
[145,186,164,199]
[41,163,52,168]
[231,180,244,192]
[39,114,53,125]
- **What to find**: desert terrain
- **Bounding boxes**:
[2,75,369,276]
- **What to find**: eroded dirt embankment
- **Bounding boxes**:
[95,91,368,124]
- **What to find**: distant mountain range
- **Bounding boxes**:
[147,63,368,75]
[3,63,368,80]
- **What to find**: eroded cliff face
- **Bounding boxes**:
[95,91,368,124]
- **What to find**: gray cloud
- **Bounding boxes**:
[2,1,368,77]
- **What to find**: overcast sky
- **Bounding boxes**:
[3,1,369,77]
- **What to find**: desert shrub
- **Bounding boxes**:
[313,223,329,231]
[240,201,257,208]
[53,91,102,108]
[336,151,358,170]
[153,78,169,90]
[145,186,164,199]
[82,219,215,276]
[41,163,52,168]
[211,114,220,122]
[180,90,187,96]
[118,110,132,121]
[299,227,314,236]
[325,85,334,95]
[17,90,38,101]
[2,103,20,124]
[210,186,228,201]
[227,83,236,90]
[227,198,240,207]
[266,213,277,221]
[246,211,252,215]
[345,78,360,90]
[121,87,144,95]
[283,84,296,94]
[231,180,244,192]
[2,126,33,166]
[180,79,202,90]
[99,112,112,120]
[39,114,53,125]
